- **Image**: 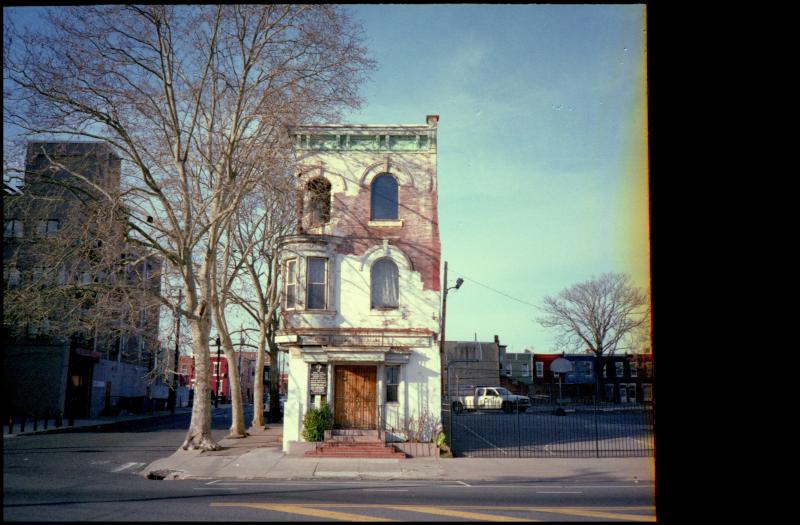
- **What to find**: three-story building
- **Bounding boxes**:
[276,116,443,450]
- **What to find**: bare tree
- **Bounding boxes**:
[225,168,296,428]
[537,273,649,399]
[4,5,374,450]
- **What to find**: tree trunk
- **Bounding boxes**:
[181,317,220,451]
[214,304,248,439]
[223,343,248,438]
[250,327,267,429]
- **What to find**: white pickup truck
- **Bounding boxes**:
[450,386,530,414]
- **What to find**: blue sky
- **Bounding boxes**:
[4,5,649,356]
[344,5,649,354]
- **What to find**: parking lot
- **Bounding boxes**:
[446,404,654,458]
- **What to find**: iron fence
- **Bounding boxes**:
[442,396,654,458]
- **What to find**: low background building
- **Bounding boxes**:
[443,337,501,397]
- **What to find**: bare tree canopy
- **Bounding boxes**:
[537,272,650,357]
[4,5,374,450]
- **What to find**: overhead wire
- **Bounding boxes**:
[447,266,540,309]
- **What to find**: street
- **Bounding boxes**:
[4,407,654,521]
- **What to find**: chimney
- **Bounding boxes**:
[426,114,439,127]
[494,335,500,345]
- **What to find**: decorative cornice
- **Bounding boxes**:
[288,121,437,152]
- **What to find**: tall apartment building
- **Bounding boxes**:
[3,142,162,418]
[275,116,443,449]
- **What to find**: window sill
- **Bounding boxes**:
[368,220,403,227]
[301,309,337,315]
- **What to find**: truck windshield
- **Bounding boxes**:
[495,388,510,395]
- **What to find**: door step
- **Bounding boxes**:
[305,440,406,458]
[325,429,384,442]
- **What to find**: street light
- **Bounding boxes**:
[215,336,221,408]
[439,261,464,394]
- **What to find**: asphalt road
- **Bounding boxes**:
[4,406,655,521]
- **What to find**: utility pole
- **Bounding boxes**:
[168,289,181,414]
[439,261,463,453]
[439,261,463,398]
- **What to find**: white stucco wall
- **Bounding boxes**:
[281,120,442,451]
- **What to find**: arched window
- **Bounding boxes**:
[370,174,398,220]
[371,258,399,309]
[305,177,331,227]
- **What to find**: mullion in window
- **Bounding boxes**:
[306,257,327,310]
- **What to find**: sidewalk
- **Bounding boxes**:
[142,425,655,484]
[3,406,195,438]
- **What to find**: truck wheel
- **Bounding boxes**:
[452,401,464,414]
[502,401,513,413]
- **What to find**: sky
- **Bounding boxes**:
[4,5,650,357]
[343,5,649,354]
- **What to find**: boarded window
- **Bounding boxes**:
[370,258,399,308]
[370,174,398,220]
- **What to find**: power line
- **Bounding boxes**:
[448,266,540,309]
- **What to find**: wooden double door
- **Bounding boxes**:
[333,365,377,429]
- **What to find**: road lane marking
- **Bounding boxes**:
[210,503,654,522]
[531,507,655,521]
[383,505,534,522]
[210,502,394,521]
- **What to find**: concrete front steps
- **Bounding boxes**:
[305,429,407,458]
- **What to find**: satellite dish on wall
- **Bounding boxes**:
[550,357,573,374]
